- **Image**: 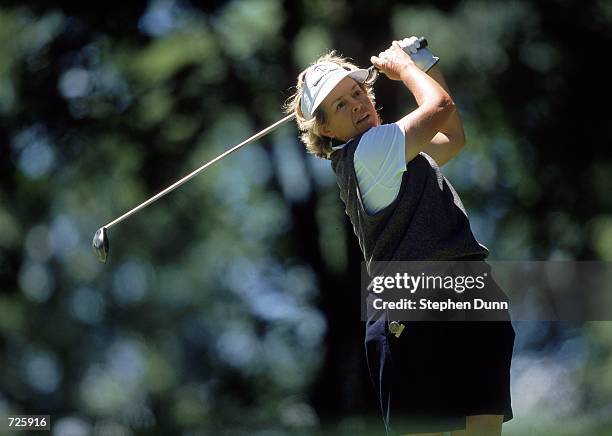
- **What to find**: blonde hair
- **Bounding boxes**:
[283,51,376,160]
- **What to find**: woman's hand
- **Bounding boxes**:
[370,41,418,81]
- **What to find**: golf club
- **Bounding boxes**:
[92,113,295,262]
[92,37,428,262]
[364,37,428,85]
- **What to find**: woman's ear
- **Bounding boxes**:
[320,124,334,138]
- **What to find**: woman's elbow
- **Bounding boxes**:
[455,131,466,148]
[438,95,456,119]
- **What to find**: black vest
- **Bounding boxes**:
[330,136,488,276]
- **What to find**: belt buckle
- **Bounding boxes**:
[389,321,405,338]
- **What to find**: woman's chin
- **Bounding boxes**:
[357,119,377,134]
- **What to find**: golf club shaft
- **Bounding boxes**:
[101,37,428,231]
[102,113,296,230]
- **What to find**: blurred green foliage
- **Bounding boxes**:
[1,0,611,435]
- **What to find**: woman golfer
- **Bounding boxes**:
[286,38,515,435]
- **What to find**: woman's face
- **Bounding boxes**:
[319,77,379,142]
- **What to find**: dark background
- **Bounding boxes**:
[1,0,611,434]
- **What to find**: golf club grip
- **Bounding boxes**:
[366,37,429,84]
[415,37,428,48]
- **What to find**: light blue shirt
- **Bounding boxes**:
[334,124,406,214]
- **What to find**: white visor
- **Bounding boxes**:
[300,61,369,120]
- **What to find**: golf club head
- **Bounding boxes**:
[92,227,109,263]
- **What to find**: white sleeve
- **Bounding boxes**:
[354,124,407,214]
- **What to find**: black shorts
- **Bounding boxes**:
[365,318,515,434]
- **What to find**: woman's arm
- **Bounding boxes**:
[371,41,456,164]
[420,65,466,166]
